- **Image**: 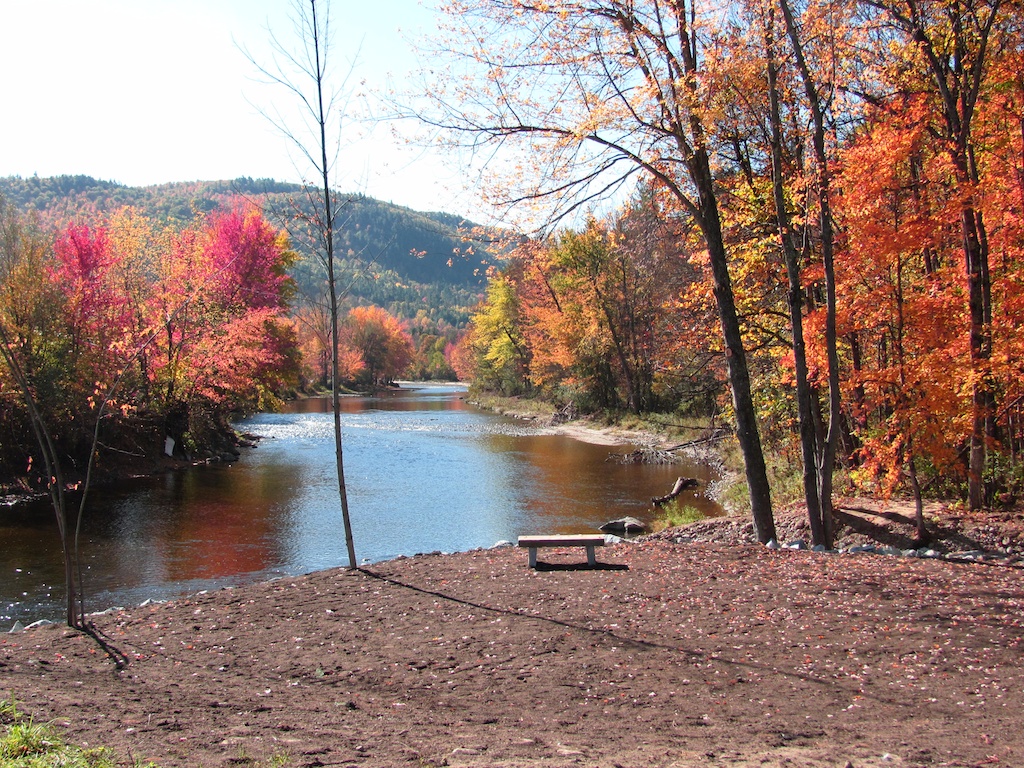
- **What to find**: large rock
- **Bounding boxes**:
[600,516,647,534]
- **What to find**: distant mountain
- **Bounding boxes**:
[0,175,500,326]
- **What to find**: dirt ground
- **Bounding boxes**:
[3,502,1024,768]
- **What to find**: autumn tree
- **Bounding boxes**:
[426,0,778,540]
[461,264,532,395]
[837,110,968,537]
[143,204,299,449]
[249,0,358,567]
[816,0,1024,512]
[725,0,858,546]
[503,199,685,413]
[343,305,414,387]
[0,196,84,626]
[1,197,301,626]
[861,0,1010,508]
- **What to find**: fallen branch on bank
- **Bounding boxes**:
[652,476,699,506]
[663,431,730,453]
[611,447,682,464]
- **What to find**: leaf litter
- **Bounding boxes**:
[1,534,1022,767]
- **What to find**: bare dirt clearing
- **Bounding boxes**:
[3,528,1023,768]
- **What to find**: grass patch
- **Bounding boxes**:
[714,434,855,516]
[0,697,294,768]
[654,500,708,531]
[0,697,144,768]
[0,720,119,767]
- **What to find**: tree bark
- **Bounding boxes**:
[764,14,825,546]
[779,0,841,547]
[308,0,358,570]
[691,151,776,542]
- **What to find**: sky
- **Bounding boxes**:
[0,0,485,218]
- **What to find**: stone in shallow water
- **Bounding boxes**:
[600,516,647,534]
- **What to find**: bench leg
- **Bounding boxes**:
[529,548,538,568]
[586,545,596,567]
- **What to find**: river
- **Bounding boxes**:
[1,384,721,626]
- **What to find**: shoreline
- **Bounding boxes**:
[466,393,691,448]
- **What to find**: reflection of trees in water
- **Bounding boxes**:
[2,391,721,623]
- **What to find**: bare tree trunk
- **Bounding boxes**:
[669,2,776,542]
[779,0,841,547]
[764,13,824,546]
[249,0,358,568]
[309,0,358,569]
[907,450,929,543]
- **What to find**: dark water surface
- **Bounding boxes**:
[1,384,720,625]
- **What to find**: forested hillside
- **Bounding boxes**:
[0,175,493,327]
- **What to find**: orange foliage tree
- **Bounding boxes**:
[436,0,1024,521]
[342,305,414,387]
[858,0,1018,509]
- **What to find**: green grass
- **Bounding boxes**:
[0,698,140,768]
[0,697,295,768]
[654,500,708,531]
[0,720,119,767]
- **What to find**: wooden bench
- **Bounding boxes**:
[517,534,606,568]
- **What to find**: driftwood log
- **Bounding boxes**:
[652,476,698,506]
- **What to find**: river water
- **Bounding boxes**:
[1,384,720,626]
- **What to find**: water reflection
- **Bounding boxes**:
[0,384,721,624]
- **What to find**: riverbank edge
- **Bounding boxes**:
[465,392,739,512]
[0,429,263,510]
[465,392,716,448]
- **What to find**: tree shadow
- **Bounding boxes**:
[838,505,1003,554]
[359,566,684,654]
[82,622,130,671]
[356,565,912,709]
[835,507,927,548]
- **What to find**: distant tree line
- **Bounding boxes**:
[0,175,495,294]
[0,175,488,390]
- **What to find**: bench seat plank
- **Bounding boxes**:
[517,534,606,568]
[517,534,606,547]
